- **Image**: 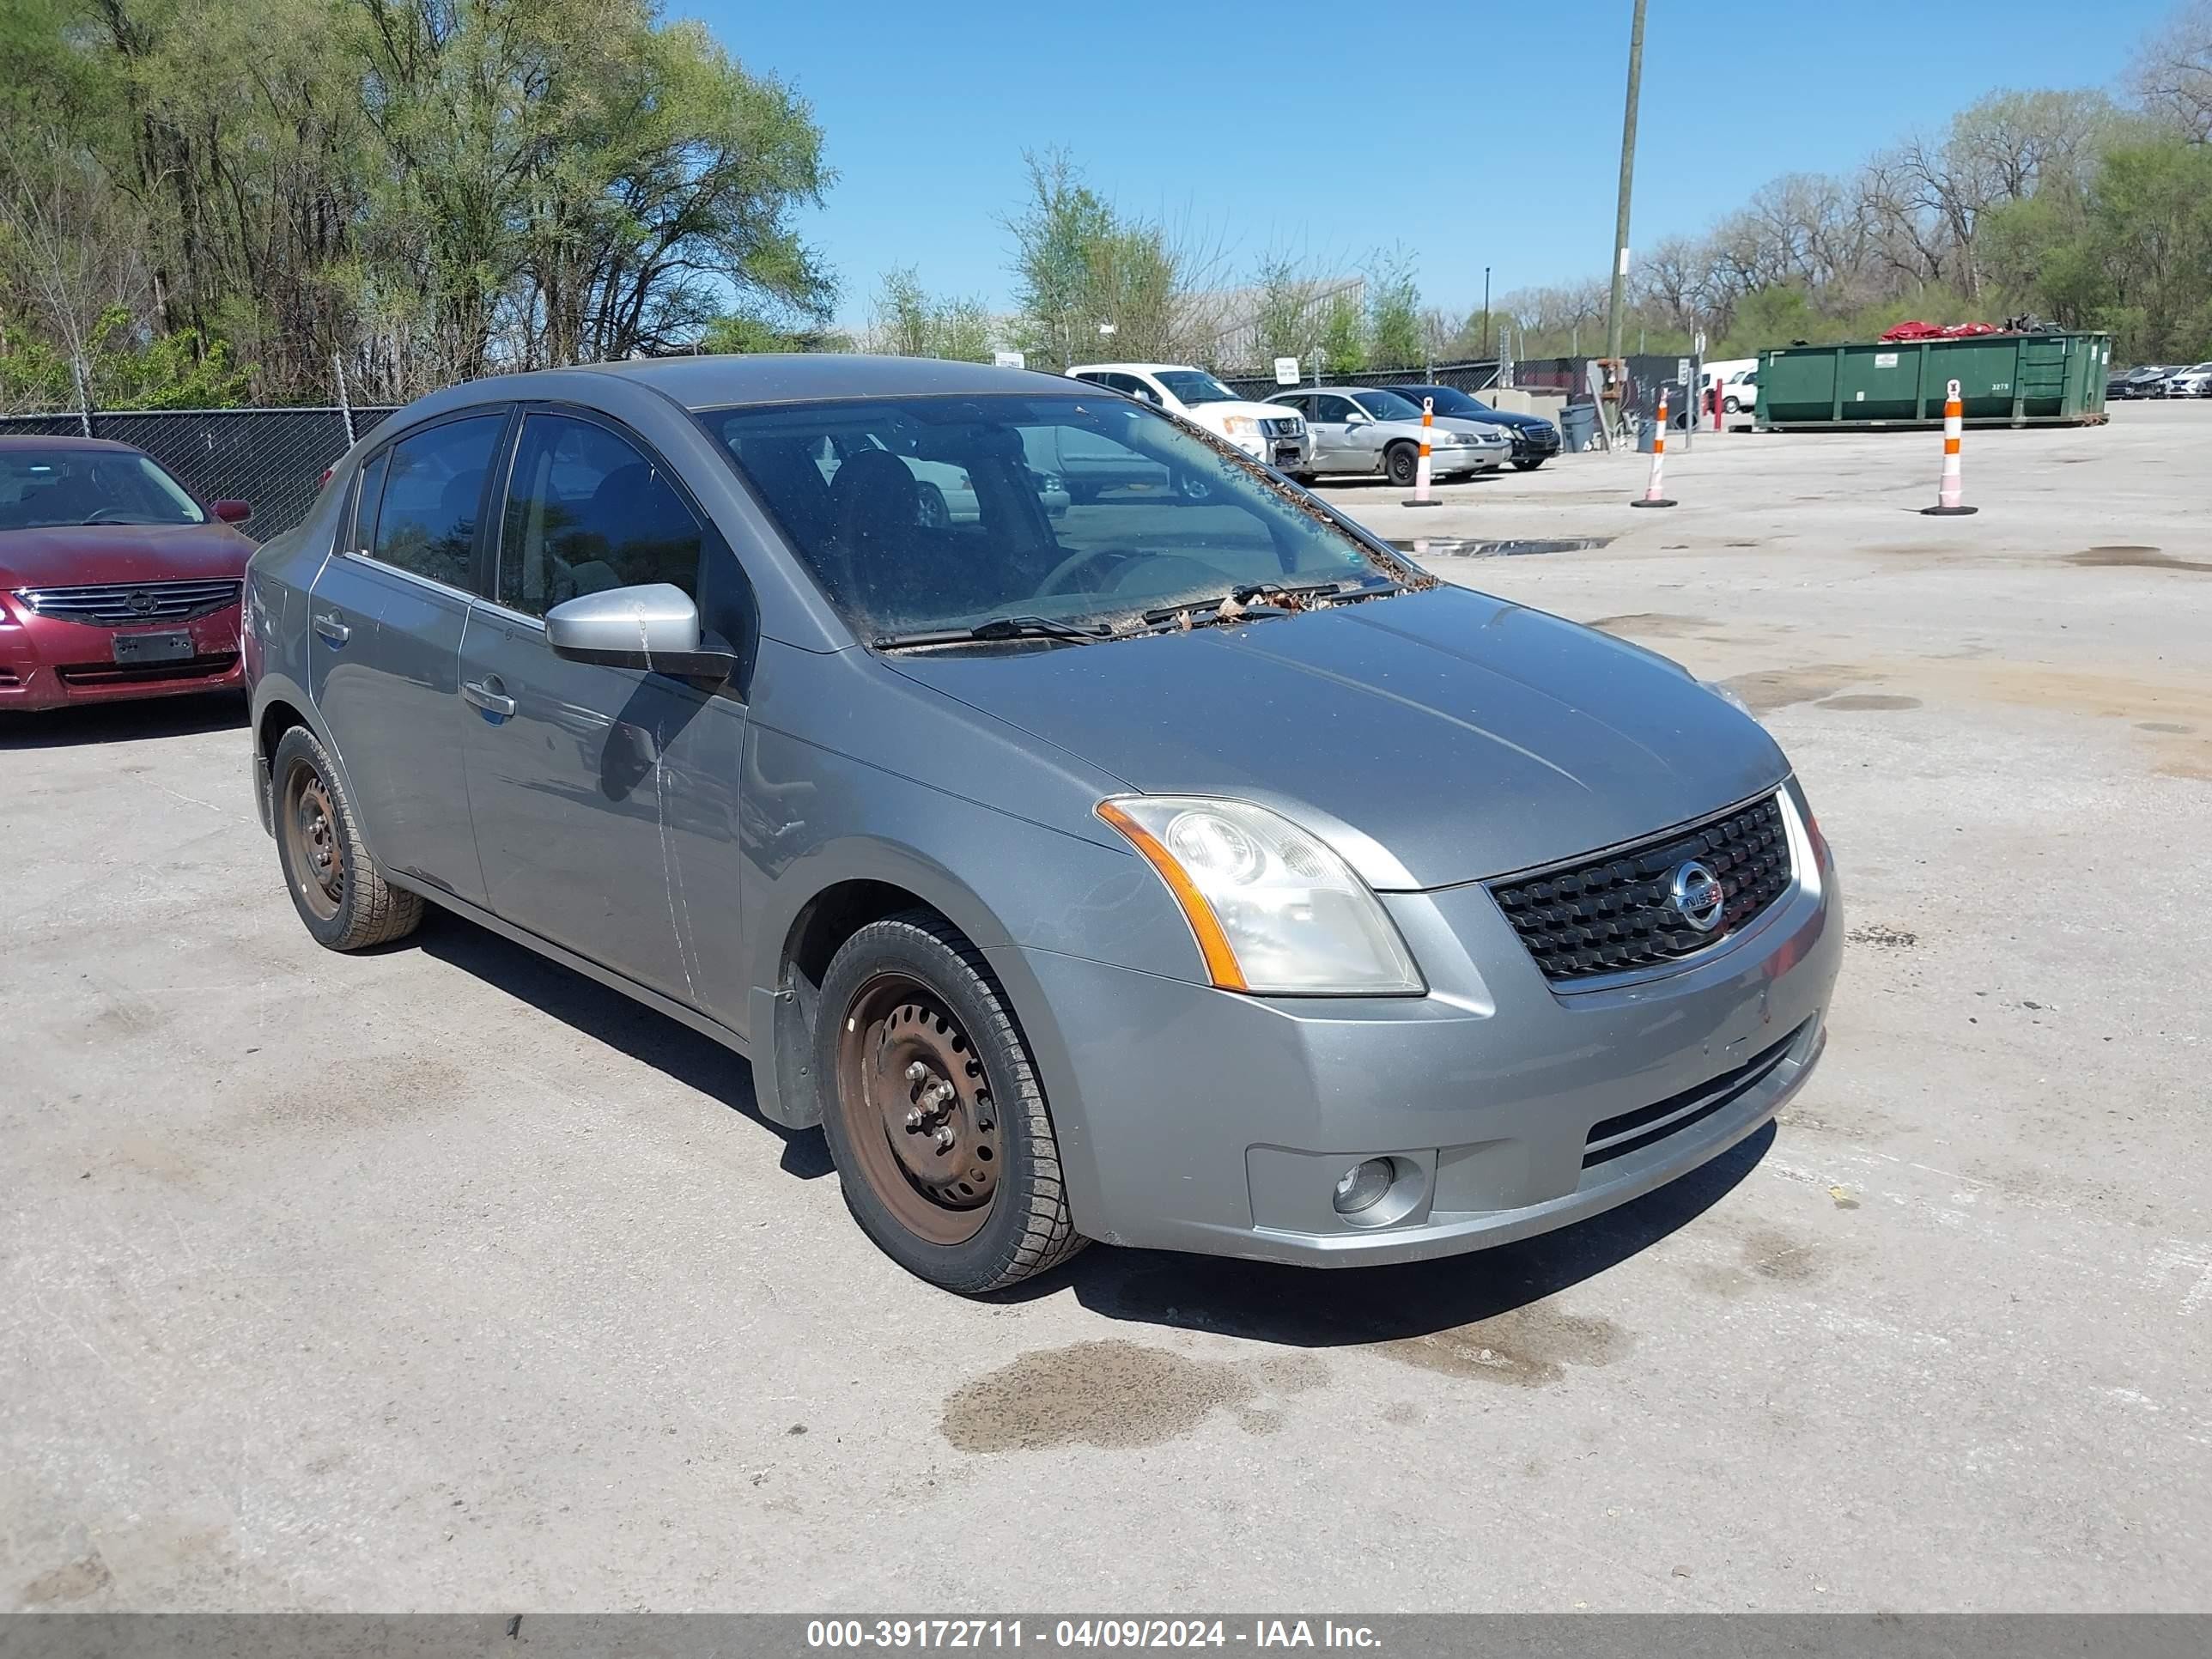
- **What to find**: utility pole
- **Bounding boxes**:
[1480,266,1491,360]
[1603,0,1649,372]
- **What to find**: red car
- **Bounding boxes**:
[0,435,256,712]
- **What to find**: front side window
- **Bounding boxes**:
[367,415,505,589]
[0,448,204,532]
[496,414,702,617]
[1310,394,1355,423]
[703,393,1406,640]
[1154,369,1239,405]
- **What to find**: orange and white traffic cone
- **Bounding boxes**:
[1922,378,1977,516]
[1632,392,1677,507]
[1402,396,1441,507]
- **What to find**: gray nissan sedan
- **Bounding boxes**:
[244,356,1839,1294]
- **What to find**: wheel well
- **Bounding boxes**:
[258,698,310,772]
[774,880,949,1127]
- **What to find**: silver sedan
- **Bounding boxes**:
[1267,386,1512,485]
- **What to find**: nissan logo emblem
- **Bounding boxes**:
[1669,860,1727,933]
[126,590,157,615]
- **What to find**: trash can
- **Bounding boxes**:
[1558,401,1596,454]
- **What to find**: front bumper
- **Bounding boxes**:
[1001,780,1840,1267]
[1231,429,1313,469]
[1433,441,1511,473]
[0,604,245,712]
[1510,428,1562,461]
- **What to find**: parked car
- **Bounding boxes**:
[1379,384,1561,471]
[1066,362,1312,477]
[1720,368,1759,415]
[1264,386,1511,485]
[0,435,255,712]
[811,434,1068,523]
[2161,362,2212,398]
[2107,365,2171,400]
[246,355,1840,1295]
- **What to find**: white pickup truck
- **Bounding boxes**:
[1066,362,1314,481]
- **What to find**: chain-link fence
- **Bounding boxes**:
[0,404,400,540]
[1214,359,1506,402]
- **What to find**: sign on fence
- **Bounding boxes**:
[1273,356,1301,386]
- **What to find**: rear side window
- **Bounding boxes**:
[366,416,505,589]
[495,413,703,617]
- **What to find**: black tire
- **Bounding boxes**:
[1384,442,1419,488]
[1288,471,1317,487]
[1066,480,1100,505]
[1723,397,1742,415]
[270,725,424,951]
[816,910,1085,1294]
[1510,457,1546,471]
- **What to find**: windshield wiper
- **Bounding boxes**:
[872,614,1112,650]
[1140,578,1401,629]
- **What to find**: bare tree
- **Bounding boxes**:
[2134,0,2212,140]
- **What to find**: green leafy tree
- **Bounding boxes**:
[1319,290,1365,374]
[1364,247,1423,368]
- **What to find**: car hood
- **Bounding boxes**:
[888,586,1790,890]
[0,522,254,590]
[1379,419,1504,444]
[1465,407,1556,433]
[1191,400,1303,427]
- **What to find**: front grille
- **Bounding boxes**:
[15,579,240,627]
[1582,1023,1806,1167]
[1490,794,1794,982]
[56,651,239,687]
[1261,416,1304,438]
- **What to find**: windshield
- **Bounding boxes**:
[702,393,1407,641]
[1153,369,1240,405]
[1349,389,1424,422]
[0,448,205,531]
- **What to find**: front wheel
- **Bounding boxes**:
[817,911,1086,1294]
[1384,443,1419,488]
[1723,397,1742,415]
[915,482,951,529]
[1510,458,1546,471]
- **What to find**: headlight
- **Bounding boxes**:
[1700,678,1757,720]
[1096,797,1424,995]
[1220,416,1259,436]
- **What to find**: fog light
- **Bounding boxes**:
[1332,1158,1394,1216]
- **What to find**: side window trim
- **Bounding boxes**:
[343,405,511,599]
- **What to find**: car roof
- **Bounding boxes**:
[459,354,1096,414]
[1066,362,1200,377]
[0,434,144,454]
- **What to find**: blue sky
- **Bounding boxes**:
[678,0,2175,331]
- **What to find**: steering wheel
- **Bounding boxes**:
[1036,544,1145,599]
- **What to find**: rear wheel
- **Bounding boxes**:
[270,726,423,951]
[1385,442,1419,488]
[817,911,1085,1293]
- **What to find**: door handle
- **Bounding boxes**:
[312,611,350,644]
[462,678,515,719]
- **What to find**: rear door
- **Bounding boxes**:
[308,410,507,905]
[459,406,753,1012]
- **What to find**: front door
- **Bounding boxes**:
[308,411,507,906]
[1307,393,1360,471]
[459,409,750,1013]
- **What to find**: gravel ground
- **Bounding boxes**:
[3,401,2206,1613]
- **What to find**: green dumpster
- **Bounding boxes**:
[1756,332,2111,429]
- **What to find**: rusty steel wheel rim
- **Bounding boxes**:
[283,763,344,921]
[834,973,1001,1246]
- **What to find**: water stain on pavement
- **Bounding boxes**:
[2067,545,2212,574]
[1688,1227,1826,1298]
[1373,1305,1630,1387]
[1586,612,1716,639]
[1723,665,1862,714]
[940,1340,1325,1454]
[1818,694,1923,711]
[18,1553,111,1607]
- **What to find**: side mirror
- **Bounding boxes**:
[212,499,252,524]
[1345,410,1372,426]
[545,583,733,682]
